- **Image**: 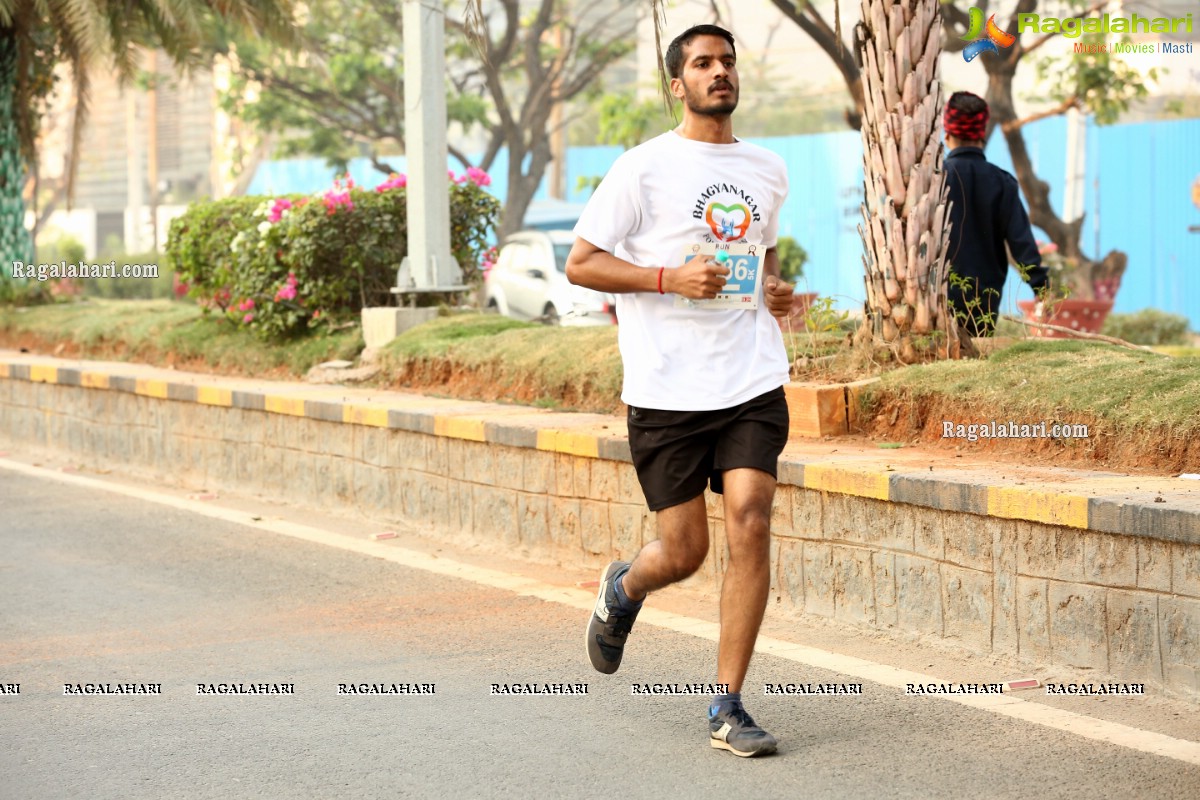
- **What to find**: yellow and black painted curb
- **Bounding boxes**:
[3,359,1198,542]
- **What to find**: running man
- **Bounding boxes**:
[565,24,794,758]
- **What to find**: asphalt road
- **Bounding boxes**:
[3,470,1200,800]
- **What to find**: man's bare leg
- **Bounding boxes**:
[715,468,776,693]
[586,494,709,675]
[620,495,710,602]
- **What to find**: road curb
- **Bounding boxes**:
[3,356,1197,541]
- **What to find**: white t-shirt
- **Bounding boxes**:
[574,131,790,411]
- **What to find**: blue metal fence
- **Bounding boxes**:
[984,116,1200,329]
[247,117,1200,330]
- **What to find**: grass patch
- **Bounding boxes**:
[1153,346,1200,358]
[0,299,363,377]
[381,315,858,411]
[381,313,623,411]
[387,313,542,358]
[871,339,1200,439]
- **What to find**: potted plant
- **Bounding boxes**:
[1016,241,1127,337]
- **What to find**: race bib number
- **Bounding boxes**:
[674,243,762,311]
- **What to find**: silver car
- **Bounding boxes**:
[484,230,616,325]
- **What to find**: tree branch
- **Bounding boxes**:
[941,0,988,53]
[479,128,504,173]
[1003,0,1038,69]
[447,143,474,171]
[559,29,637,101]
[368,155,398,175]
[1001,96,1079,133]
[941,2,976,33]
[491,0,522,67]
[478,1,518,134]
[767,0,862,128]
[999,315,1161,353]
[244,64,402,144]
[228,134,277,197]
[522,0,555,94]
[1006,0,1037,39]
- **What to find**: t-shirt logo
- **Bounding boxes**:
[692,183,762,244]
[705,202,752,242]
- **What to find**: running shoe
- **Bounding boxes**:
[709,703,778,757]
[585,560,640,674]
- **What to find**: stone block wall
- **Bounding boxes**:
[3,374,1198,698]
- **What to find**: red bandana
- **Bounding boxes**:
[944,104,989,141]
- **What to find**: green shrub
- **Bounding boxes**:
[80,251,177,300]
[776,235,808,283]
[1101,308,1191,346]
[37,232,86,265]
[166,172,500,339]
[17,235,175,301]
[167,196,261,313]
[0,272,54,306]
[1,232,75,306]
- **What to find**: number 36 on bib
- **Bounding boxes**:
[674,243,763,311]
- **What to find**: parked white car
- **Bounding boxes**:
[484,230,616,326]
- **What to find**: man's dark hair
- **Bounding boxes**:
[946,91,988,117]
[664,24,736,79]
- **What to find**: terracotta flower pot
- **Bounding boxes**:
[1017,299,1114,338]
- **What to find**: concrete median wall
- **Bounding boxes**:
[2,361,1198,699]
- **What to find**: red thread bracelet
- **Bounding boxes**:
[657,266,665,295]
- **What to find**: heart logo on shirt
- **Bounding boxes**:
[705,202,751,242]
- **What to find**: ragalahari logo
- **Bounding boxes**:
[962,7,1017,61]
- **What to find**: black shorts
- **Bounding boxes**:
[626,386,789,512]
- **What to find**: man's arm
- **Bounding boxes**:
[1003,185,1049,293]
[762,246,780,281]
[761,246,794,319]
[565,238,730,299]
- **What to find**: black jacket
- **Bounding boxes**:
[944,147,1048,294]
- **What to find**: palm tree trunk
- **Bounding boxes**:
[1,27,33,267]
[854,0,959,361]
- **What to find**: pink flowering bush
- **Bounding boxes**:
[268,198,292,223]
[464,167,491,187]
[480,245,499,277]
[274,273,298,302]
[322,176,355,214]
[375,173,407,192]
[167,170,499,339]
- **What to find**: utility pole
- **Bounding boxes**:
[1063,106,1086,227]
[125,87,144,253]
[147,50,159,253]
[397,0,463,296]
[548,25,566,200]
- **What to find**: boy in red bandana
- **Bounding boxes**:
[943,91,1048,336]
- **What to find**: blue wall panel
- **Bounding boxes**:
[245,117,1200,330]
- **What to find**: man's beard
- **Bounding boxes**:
[683,80,738,117]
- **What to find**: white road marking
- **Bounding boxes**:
[5,457,1199,766]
